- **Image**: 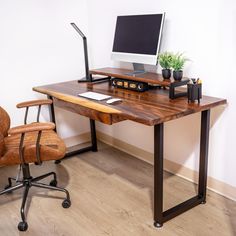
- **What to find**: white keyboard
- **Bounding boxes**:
[78,92,111,101]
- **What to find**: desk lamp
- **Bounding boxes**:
[71,23,110,83]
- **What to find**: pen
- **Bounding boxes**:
[197,79,202,84]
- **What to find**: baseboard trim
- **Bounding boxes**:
[63,132,90,147]
[64,131,236,201]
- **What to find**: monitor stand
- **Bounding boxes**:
[124,63,146,76]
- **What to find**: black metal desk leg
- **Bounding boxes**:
[154,123,164,227]
[47,95,57,133]
[90,119,98,152]
[198,109,210,203]
[152,110,211,227]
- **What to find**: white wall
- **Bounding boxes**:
[0,0,90,138]
[87,0,236,188]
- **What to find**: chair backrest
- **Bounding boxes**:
[0,106,10,137]
[0,107,10,156]
[0,133,5,157]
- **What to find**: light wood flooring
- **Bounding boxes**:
[0,142,235,236]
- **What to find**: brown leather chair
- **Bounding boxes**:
[0,99,71,231]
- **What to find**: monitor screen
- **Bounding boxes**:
[111,13,165,66]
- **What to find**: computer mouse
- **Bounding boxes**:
[106,98,122,104]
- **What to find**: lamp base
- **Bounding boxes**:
[77,76,111,83]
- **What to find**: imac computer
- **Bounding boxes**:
[111,13,165,75]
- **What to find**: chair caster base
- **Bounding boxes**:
[4,184,12,189]
[154,221,163,228]
[4,184,13,194]
[62,199,71,208]
[18,221,28,231]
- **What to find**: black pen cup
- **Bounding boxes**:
[187,83,202,103]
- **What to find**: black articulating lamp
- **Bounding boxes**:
[70,23,110,83]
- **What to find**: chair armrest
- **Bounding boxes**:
[16,99,53,124]
[8,122,55,135]
[16,99,52,108]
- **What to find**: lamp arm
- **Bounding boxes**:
[71,23,91,81]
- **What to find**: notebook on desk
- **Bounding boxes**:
[78,92,111,101]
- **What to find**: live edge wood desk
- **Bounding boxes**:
[33,70,226,228]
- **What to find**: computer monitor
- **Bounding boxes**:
[111,13,165,75]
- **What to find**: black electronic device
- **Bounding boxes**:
[111,78,149,92]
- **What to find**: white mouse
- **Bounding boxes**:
[106,98,122,104]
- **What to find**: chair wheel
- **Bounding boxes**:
[18,221,28,231]
[62,199,71,208]
[55,160,61,164]
[49,179,57,187]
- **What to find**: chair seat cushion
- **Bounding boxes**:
[0,130,66,166]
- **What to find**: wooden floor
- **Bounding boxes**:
[0,142,235,236]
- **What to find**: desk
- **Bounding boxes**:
[33,78,226,227]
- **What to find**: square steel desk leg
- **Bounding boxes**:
[154,123,164,227]
[47,95,57,133]
[198,110,210,203]
[153,109,210,227]
[90,119,98,152]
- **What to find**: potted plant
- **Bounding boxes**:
[171,52,188,81]
[158,52,173,80]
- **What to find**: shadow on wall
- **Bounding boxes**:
[211,105,236,234]
[165,104,235,233]
[164,105,226,183]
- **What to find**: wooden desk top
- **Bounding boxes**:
[33,80,226,126]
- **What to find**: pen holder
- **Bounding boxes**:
[187,83,202,103]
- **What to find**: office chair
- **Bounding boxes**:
[0,99,71,231]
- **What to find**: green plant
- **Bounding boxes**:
[171,52,188,71]
[158,52,173,69]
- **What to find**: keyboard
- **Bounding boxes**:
[78,92,111,101]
